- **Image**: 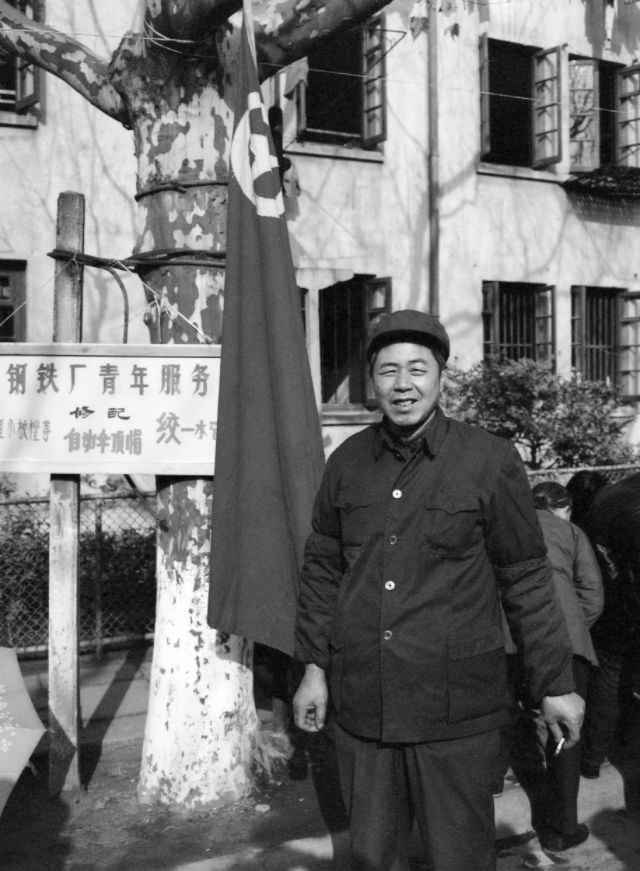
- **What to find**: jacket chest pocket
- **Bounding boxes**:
[335,490,377,546]
[423,492,481,557]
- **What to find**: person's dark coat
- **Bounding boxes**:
[295,407,574,744]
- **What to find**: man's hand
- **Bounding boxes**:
[293,664,328,732]
[541,692,585,750]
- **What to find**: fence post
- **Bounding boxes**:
[48,191,84,795]
[95,499,104,660]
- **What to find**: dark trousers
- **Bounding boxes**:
[582,643,639,770]
[332,721,500,871]
[511,656,590,836]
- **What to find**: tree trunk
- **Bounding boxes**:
[139,478,258,805]
[108,33,265,806]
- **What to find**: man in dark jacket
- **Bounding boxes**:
[293,310,584,871]
[581,473,640,778]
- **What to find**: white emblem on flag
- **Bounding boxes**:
[231,92,285,218]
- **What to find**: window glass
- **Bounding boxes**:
[319,275,390,407]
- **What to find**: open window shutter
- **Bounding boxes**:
[363,276,391,407]
[361,17,386,147]
[616,63,640,168]
[619,291,640,399]
[482,281,500,359]
[571,285,587,375]
[479,33,491,159]
[569,58,600,172]
[14,0,40,112]
[532,46,563,168]
[534,284,555,366]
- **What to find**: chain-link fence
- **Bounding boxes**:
[0,492,156,657]
[2,464,639,660]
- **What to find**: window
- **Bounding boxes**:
[0,262,26,341]
[480,37,636,172]
[571,286,640,398]
[479,37,562,168]
[618,64,640,168]
[319,275,390,407]
[0,0,41,126]
[569,57,620,171]
[482,281,554,363]
[297,17,386,149]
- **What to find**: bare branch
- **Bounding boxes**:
[251,0,394,72]
[0,0,128,125]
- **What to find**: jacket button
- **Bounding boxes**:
[384,580,395,591]
[392,489,402,499]
[383,630,393,640]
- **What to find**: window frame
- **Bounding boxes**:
[616,62,640,168]
[0,261,27,342]
[568,57,600,172]
[0,0,41,127]
[479,36,563,169]
[319,274,391,410]
[572,285,640,399]
[482,280,555,365]
[532,45,563,169]
[296,15,386,150]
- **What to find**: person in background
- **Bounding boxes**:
[292,309,584,871]
[566,470,608,532]
[580,472,640,778]
[511,481,603,853]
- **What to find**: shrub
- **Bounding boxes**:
[442,357,637,469]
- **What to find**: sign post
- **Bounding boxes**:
[49,191,84,795]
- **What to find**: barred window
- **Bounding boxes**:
[482,281,554,363]
[320,275,391,407]
[571,286,640,399]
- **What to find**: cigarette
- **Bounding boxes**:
[554,737,566,756]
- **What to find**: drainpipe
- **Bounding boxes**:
[427,0,440,316]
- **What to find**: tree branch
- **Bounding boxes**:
[252,0,393,72]
[146,0,241,42]
[0,0,128,126]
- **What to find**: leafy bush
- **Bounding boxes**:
[442,357,637,469]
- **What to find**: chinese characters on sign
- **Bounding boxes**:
[0,344,220,474]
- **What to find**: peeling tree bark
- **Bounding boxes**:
[0,0,392,807]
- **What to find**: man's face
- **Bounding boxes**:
[372,342,442,428]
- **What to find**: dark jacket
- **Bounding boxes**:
[536,510,603,666]
[295,407,574,743]
[584,473,640,652]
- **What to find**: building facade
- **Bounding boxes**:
[1,0,640,462]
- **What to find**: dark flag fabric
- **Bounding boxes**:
[207,8,325,656]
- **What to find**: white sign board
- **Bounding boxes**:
[0,343,220,475]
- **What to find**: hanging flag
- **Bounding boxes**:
[207,6,325,656]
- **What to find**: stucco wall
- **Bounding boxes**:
[0,1,142,345]
[436,0,640,371]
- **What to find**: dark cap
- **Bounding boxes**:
[366,309,450,363]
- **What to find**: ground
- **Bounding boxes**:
[0,729,345,871]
